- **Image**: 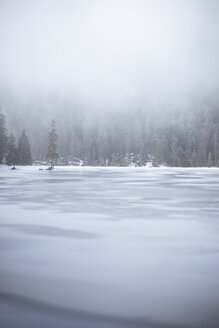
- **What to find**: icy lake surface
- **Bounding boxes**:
[0,166,219,328]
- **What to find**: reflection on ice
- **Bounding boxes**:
[0,167,219,328]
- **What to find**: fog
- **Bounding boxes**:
[1,1,219,165]
[1,3,219,327]
[1,0,219,108]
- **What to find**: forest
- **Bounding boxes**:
[1,92,219,167]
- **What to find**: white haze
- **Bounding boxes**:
[0,0,219,108]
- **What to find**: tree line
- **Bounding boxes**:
[0,110,32,166]
[0,111,59,168]
[1,102,219,167]
[54,104,219,167]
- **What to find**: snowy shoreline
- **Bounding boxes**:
[1,164,219,171]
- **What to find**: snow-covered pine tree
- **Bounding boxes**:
[47,120,59,168]
[0,110,8,164]
[6,133,18,167]
[17,130,32,165]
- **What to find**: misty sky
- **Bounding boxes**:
[0,0,219,107]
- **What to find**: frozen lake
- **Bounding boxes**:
[0,166,219,328]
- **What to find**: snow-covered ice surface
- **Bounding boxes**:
[0,166,219,328]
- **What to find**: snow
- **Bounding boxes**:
[0,166,219,328]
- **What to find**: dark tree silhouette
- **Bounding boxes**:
[0,110,8,164]
[6,133,18,168]
[47,120,59,168]
[17,130,32,165]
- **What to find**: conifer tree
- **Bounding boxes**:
[6,133,18,167]
[47,120,59,168]
[0,110,8,164]
[17,130,32,165]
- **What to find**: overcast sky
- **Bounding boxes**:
[0,0,219,108]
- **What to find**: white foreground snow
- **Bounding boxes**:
[0,166,219,328]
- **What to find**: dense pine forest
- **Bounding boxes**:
[1,92,219,167]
